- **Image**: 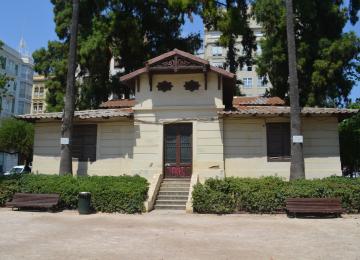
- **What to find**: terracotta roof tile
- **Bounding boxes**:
[119,67,147,82]
[233,96,285,106]
[17,108,133,121]
[100,99,136,108]
[220,106,359,116]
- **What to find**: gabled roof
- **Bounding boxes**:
[120,49,235,82]
[146,49,208,66]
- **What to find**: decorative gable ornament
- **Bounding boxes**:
[184,80,200,92]
[157,81,173,92]
[158,57,194,68]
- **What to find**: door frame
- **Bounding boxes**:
[163,123,193,178]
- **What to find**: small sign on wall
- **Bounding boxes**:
[60,138,69,145]
[292,135,303,143]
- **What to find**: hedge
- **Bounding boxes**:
[0,174,148,213]
[0,176,20,207]
[192,176,360,214]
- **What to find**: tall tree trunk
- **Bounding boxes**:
[59,0,79,175]
[227,36,241,96]
[285,0,305,180]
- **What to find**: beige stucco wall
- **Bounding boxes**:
[131,109,224,182]
[135,73,223,109]
[31,71,342,181]
[32,115,342,180]
[32,111,342,181]
[32,120,134,176]
[31,72,225,181]
[223,116,342,179]
[130,72,225,181]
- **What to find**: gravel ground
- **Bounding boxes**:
[1,208,360,260]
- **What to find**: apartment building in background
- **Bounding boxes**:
[203,18,271,97]
[31,75,47,114]
[0,40,34,172]
[30,56,129,114]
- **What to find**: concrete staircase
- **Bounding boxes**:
[154,178,191,210]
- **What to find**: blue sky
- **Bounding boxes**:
[0,0,358,100]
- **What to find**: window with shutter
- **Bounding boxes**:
[71,124,97,162]
[266,123,290,162]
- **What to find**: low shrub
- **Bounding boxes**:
[192,176,360,214]
[77,175,148,213]
[0,175,21,206]
[1,174,148,213]
[192,181,235,214]
[20,174,80,209]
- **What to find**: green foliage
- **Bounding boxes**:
[192,181,236,214]
[0,118,34,160]
[16,174,149,213]
[19,174,80,208]
[0,40,12,100]
[33,0,202,111]
[348,99,360,109]
[349,0,360,24]
[0,73,9,95]
[78,176,148,213]
[198,0,256,93]
[0,175,20,206]
[339,100,360,172]
[193,176,360,214]
[252,0,360,106]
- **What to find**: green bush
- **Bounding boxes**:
[0,175,21,206]
[20,174,80,208]
[0,174,148,213]
[192,182,235,214]
[77,176,148,213]
[192,176,360,214]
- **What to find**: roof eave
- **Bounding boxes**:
[119,49,235,83]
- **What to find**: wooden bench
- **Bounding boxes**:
[6,193,60,211]
[285,198,344,217]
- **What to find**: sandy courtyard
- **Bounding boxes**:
[0,208,359,260]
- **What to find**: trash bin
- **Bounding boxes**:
[78,192,91,214]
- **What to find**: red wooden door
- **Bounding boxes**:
[164,123,192,178]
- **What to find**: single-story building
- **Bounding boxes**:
[18,49,358,211]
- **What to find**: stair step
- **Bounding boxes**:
[162,179,191,182]
[156,200,187,205]
[161,183,190,188]
[157,195,188,200]
[159,188,190,192]
[162,182,190,186]
[154,205,186,210]
[153,178,191,211]
[158,191,189,196]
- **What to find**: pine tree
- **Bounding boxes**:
[59,0,79,175]
[285,0,305,180]
[253,0,360,106]
[33,0,202,111]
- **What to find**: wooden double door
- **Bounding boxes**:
[164,123,192,178]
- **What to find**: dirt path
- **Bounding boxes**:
[1,208,359,260]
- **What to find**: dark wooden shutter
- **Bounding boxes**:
[71,124,97,162]
[266,123,290,161]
